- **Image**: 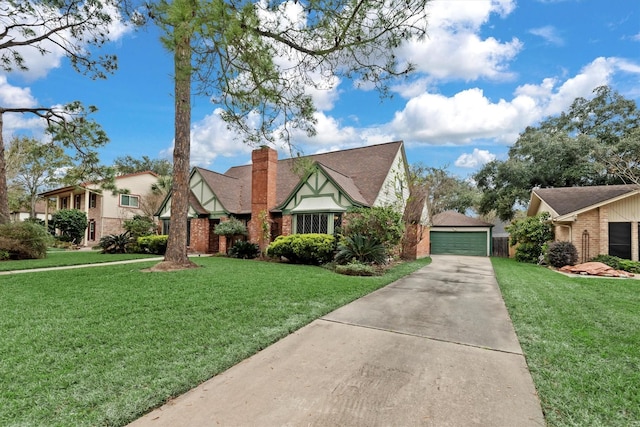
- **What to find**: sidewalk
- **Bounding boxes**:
[0,257,164,275]
[129,255,545,426]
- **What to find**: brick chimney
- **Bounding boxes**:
[250,146,278,250]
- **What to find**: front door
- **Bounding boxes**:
[208,219,220,254]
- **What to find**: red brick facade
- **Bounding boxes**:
[249,147,278,252]
[402,223,430,260]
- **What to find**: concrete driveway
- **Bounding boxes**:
[129,255,545,426]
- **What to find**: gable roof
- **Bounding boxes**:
[432,210,493,227]
[197,141,405,215]
[528,184,640,217]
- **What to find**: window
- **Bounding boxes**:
[89,193,97,208]
[74,194,82,209]
[120,194,139,208]
[296,213,329,234]
[61,197,68,209]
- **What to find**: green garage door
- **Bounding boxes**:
[430,231,488,256]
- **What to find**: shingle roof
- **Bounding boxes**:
[201,141,404,214]
[432,210,493,227]
[532,184,640,216]
[193,167,246,213]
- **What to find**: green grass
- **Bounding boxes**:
[492,257,640,427]
[0,256,430,426]
[0,251,160,271]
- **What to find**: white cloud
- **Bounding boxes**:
[529,26,565,46]
[3,1,132,81]
[455,148,496,168]
[397,0,521,85]
[160,109,254,168]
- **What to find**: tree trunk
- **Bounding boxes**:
[0,113,10,224]
[153,19,198,271]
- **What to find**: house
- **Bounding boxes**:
[40,171,159,246]
[527,184,640,262]
[429,210,494,257]
[157,141,414,254]
[9,200,50,222]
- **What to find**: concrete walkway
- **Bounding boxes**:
[129,255,545,426]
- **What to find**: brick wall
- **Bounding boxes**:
[189,218,209,253]
[570,209,601,262]
[249,147,278,251]
[402,223,430,260]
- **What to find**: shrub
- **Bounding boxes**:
[0,249,9,261]
[51,209,88,244]
[342,206,404,253]
[98,232,132,254]
[229,240,260,259]
[546,241,578,268]
[335,261,377,276]
[506,213,554,264]
[123,215,156,238]
[214,218,248,237]
[335,234,387,265]
[266,234,336,265]
[591,254,640,273]
[0,221,51,259]
[137,235,168,255]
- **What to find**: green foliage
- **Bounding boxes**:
[51,209,88,244]
[266,234,336,265]
[335,234,387,265]
[0,221,51,260]
[409,164,480,222]
[98,232,132,254]
[229,240,260,259]
[590,254,640,274]
[214,218,247,237]
[343,206,404,252]
[137,235,168,255]
[335,260,377,276]
[113,155,172,176]
[506,213,554,263]
[546,241,578,268]
[6,136,72,218]
[123,215,156,238]
[475,86,638,221]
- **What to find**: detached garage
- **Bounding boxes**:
[430,211,493,257]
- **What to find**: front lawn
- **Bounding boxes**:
[0,251,159,271]
[0,256,430,426]
[492,257,640,427]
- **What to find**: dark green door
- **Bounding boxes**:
[430,231,488,256]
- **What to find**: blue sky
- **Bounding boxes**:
[1,0,639,179]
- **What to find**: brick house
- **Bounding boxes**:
[157,141,421,255]
[527,184,640,262]
[40,171,159,246]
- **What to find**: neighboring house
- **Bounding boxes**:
[157,141,413,254]
[40,171,159,246]
[9,200,50,222]
[528,184,640,262]
[429,210,494,257]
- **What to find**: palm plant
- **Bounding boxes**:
[335,234,387,265]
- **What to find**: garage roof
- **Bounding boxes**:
[432,211,493,227]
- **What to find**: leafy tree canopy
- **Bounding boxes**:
[406,164,479,225]
[6,136,72,218]
[475,86,639,221]
[113,155,173,176]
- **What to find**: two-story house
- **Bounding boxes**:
[40,171,158,246]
